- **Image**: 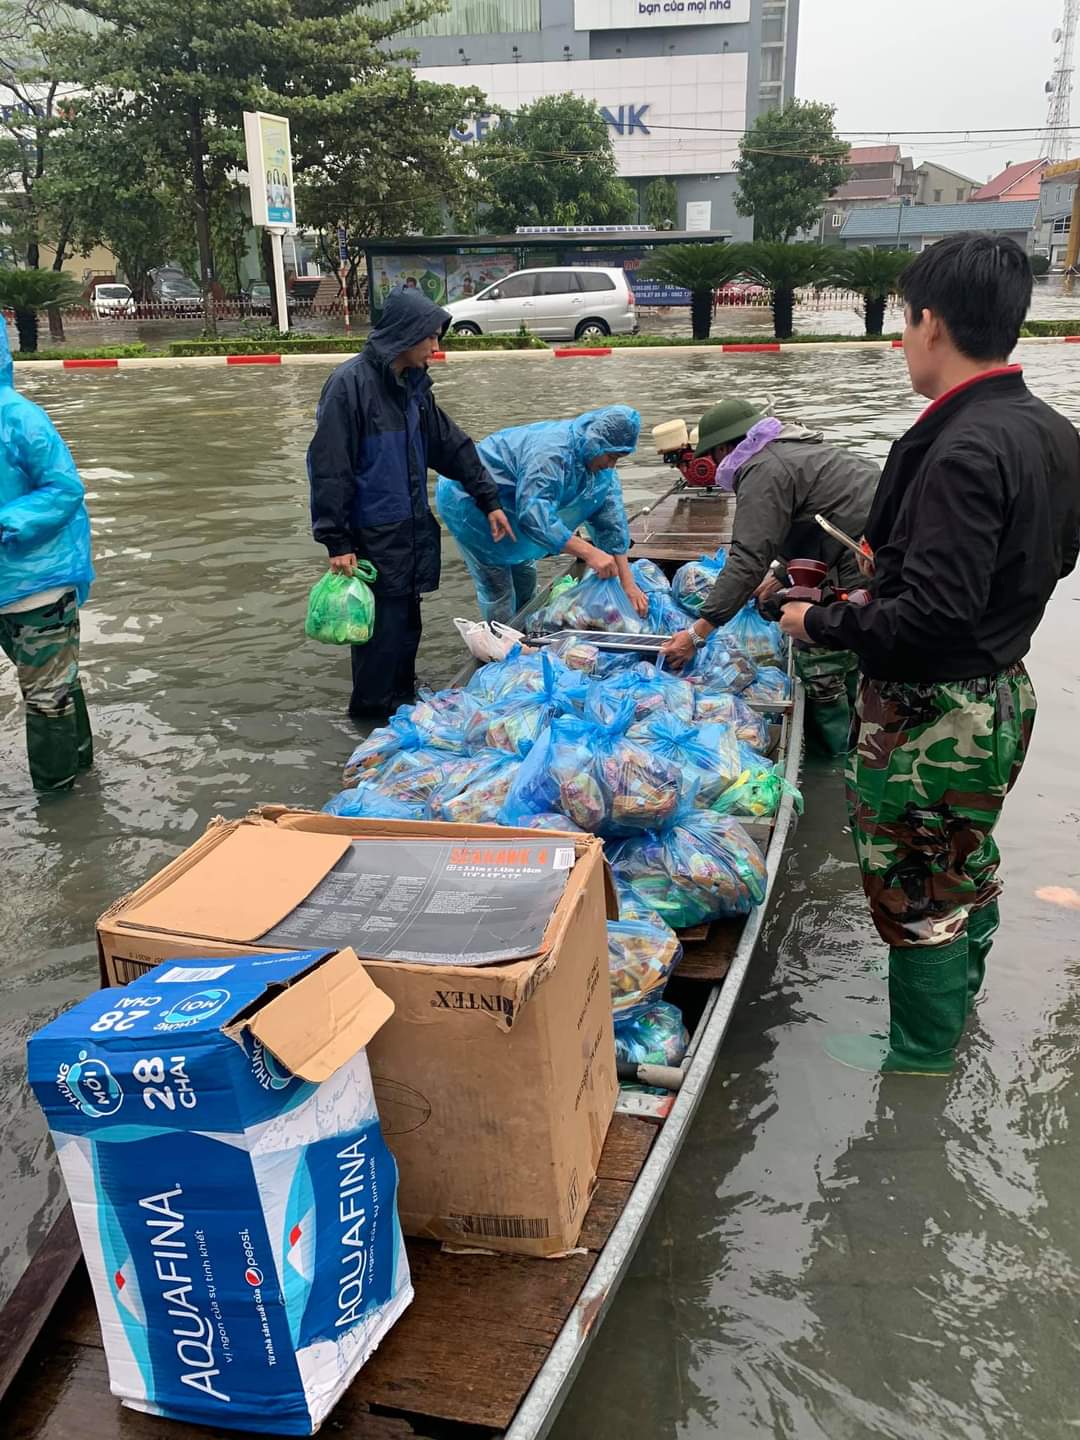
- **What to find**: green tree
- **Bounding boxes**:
[735,100,850,242]
[0,1,86,339]
[643,177,677,230]
[638,243,747,340]
[741,241,833,339]
[47,0,485,332]
[835,247,908,337]
[35,102,184,300]
[474,93,636,230]
[0,265,81,351]
[297,73,486,304]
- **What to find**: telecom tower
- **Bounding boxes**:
[1044,1,1078,163]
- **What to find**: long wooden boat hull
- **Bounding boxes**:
[0,490,803,1439]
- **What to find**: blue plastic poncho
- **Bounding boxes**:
[0,323,93,608]
[435,405,640,567]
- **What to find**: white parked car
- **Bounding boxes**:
[91,282,136,318]
[444,267,636,341]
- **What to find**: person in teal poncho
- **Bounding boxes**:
[435,405,646,625]
[0,321,94,791]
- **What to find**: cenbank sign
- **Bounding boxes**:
[422,53,749,178]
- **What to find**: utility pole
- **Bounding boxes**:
[1044,1,1078,164]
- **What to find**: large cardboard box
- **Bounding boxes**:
[97,814,618,1258]
[28,947,412,1435]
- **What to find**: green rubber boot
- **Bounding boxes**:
[73,683,94,772]
[966,902,999,1011]
[806,696,853,758]
[25,708,79,793]
[826,937,970,1074]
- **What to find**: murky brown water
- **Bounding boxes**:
[4,342,1080,1438]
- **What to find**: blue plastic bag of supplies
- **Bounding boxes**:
[607,914,683,1022]
[741,665,792,707]
[646,587,693,636]
[627,713,744,807]
[613,1001,690,1068]
[692,689,771,749]
[595,659,695,730]
[630,557,670,594]
[609,804,768,930]
[431,752,522,824]
[528,573,647,636]
[406,688,484,755]
[343,711,424,784]
[323,783,428,821]
[543,635,602,675]
[466,646,550,706]
[718,600,785,667]
[522,812,587,833]
[370,748,454,810]
[672,549,727,615]
[479,652,587,756]
[501,690,684,836]
[683,634,758,695]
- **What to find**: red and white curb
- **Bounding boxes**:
[15,334,1080,372]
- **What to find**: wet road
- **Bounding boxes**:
[4,342,1080,1438]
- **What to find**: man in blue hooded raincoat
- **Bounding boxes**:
[435,405,646,625]
[308,287,512,717]
[0,322,94,791]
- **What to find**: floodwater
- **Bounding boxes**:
[3,340,1080,1439]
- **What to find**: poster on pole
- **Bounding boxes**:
[243,111,296,228]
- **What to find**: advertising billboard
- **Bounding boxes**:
[574,0,749,28]
[563,251,691,306]
[421,53,747,179]
[368,252,519,314]
[243,111,296,228]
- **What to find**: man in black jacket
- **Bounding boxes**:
[308,286,513,717]
[781,234,1080,1075]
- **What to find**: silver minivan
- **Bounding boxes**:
[443,266,636,341]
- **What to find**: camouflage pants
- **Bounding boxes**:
[847,665,1036,950]
[0,590,93,791]
[795,643,859,756]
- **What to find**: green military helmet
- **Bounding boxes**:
[695,398,768,456]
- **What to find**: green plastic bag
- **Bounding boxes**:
[304,562,378,645]
[712,766,804,820]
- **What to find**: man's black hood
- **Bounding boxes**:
[367,285,451,365]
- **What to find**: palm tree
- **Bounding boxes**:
[740,242,834,340]
[0,269,84,353]
[835,248,909,337]
[638,243,747,340]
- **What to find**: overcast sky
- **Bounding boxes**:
[797,0,1072,182]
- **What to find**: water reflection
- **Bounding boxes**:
[4,348,1080,1440]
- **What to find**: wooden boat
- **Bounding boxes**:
[0,488,803,1439]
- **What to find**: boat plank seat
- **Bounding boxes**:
[674,917,743,982]
[629,491,736,562]
[0,1116,658,1439]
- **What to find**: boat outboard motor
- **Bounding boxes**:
[652,419,719,489]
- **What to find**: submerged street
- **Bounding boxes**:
[3,345,1079,1437]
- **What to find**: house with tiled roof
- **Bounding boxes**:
[837,201,1040,253]
[970,159,1048,203]
[817,144,917,242]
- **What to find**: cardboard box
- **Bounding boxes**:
[28,947,412,1435]
[97,814,618,1258]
